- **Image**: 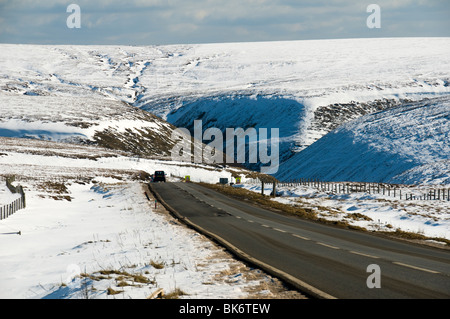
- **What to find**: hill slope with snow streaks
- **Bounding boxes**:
[1,38,449,182]
[277,97,450,185]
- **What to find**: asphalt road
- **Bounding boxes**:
[149,182,450,299]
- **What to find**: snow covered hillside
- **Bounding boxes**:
[0,137,298,299]
[277,96,450,185]
[0,180,292,300]
[1,37,449,182]
[0,136,249,184]
[0,94,184,158]
[1,38,449,179]
[1,37,449,299]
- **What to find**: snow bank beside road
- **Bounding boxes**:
[0,180,291,299]
[0,138,293,299]
[242,182,450,242]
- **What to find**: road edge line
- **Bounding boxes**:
[148,183,337,300]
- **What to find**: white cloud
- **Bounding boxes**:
[0,0,448,45]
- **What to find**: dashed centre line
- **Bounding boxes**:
[236,213,443,276]
[349,251,380,259]
[393,262,440,274]
[317,242,340,250]
[292,234,310,241]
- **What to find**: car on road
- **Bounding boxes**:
[153,171,166,182]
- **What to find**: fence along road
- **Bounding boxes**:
[149,182,450,299]
[249,178,450,202]
[0,177,26,221]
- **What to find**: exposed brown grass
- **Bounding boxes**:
[107,287,123,295]
[36,181,73,201]
[381,228,450,246]
[83,269,155,285]
[161,288,188,299]
[346,213,373,221]
[37,181,69,194]
[199,183,448,245]
[150,260,165,270]
[199,183,318,220]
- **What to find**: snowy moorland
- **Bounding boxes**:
[1,38,449,299]
[241,181,450,244]
[0,94,184,158]
[278,96,450,184]
[1,38,449,181]
[0,137,301,299]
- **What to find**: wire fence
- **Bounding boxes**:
[245,178,450,202]
[0,176,26,221]
[0,196,26,220]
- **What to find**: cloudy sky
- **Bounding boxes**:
[0,0,449,45]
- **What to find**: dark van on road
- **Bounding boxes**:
[153,171,166,182]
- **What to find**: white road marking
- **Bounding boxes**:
[317,242,340,250]
[393,262,440,274]
[349,251,379,259]
[292,234,310,241]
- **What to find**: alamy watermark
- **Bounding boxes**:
[67,4,81,29]
[170,120,280,174]
[366,264,381,289]
[366,4,381,29]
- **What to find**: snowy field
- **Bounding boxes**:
[1,38,449,299]
[1,38,449,182]
[0,181,286,299]
[0,139,301,299]
[241,182,450,244]
[0,94,172,142]
[0,142,447,299]
[2,38,448,111]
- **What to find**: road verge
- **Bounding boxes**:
[147,183,336,299]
